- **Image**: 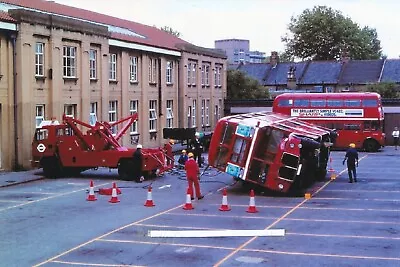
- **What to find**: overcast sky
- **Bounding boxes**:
[54,0,400,58]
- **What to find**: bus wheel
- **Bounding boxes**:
[363,139,378,152]
[42,156,62,178]
[118,159,132,180]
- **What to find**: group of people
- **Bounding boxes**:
[129,133,204,200]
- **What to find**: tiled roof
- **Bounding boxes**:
[338,59,384,85]
[237,63,270,84]
[264,62,308,85]
[0,10,15,22]
[0,0,190,51]
[380,59,400,83]
[299,61,342,84]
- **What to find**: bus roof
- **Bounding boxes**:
[275,92,381,99]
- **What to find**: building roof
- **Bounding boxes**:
[338,59,384,85]
[0,10,14,22]
[237,58,400,87]
[0,0,191,52]
[300,61,342,85]
[237,63,270,84]
[380,59,400,83]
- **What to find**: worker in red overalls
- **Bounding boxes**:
[164,139,174,167]
[185,152,204,200]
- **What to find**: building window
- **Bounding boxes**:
[109,53,117,81]
[64,104,77,118]
[166,100,173,128]
[109,101,118,134]
[201,65,205,86]
[35,43,44,77]
[201,99,205,127]
[35,104,45,127]
[187,106,192,128]
[129,56,138,82]
[63,46,76,78]
[216,65,222,87]
[205,64,210,86]
[149,58,157,84]
[206,99,210,126]
[89,102,97,126]
[130,100,138,134]
[149,100,157,132]
[187,61,196,85]
[192,99,196,127]
[218,99,222,119]
[166,61,173,84]
[89,49,97,80]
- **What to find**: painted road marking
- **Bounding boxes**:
[148,229,285,238]
[0,182,111,212]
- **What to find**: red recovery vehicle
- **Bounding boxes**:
[31,113,172,179]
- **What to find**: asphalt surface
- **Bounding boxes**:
[1,147,400,266]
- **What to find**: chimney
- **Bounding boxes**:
[287,65,297,90]
[341,50,350,63]
[270,51,279,67]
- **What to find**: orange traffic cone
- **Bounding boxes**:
[246,189,258,213]
[144,186,155,207]
[183,187,194,210]
[328,157,334,172]
[108,182,120,203]
[86,180,97,201]
[219,188,231,211]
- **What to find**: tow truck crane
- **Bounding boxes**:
[31,113,172,179]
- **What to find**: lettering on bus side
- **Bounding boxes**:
[291,109,363,117]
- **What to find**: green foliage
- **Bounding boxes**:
[160,26,181,37]
[282,6,382,60]
[367,82,399,98]
[227,70,269,100]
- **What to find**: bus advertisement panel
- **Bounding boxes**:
[207,112,337,194]
[272,92,385,152]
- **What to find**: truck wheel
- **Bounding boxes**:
[118,160,132,180]
[363,139,378,152]
[42,157,62,178]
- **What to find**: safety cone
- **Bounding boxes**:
[86,180,97,201]
[144,186,155,207]
[219,188,231,211]
[108,182,120,203]
[183,187,194,210]
[246,189,258,213]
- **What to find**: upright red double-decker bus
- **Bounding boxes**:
[272,92,385,151]
[208,112,336,194]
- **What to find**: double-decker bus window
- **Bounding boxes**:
[344,124,360,130]
[327,99,343,107]
[219,123,235,145]
[294,99,309,107]
[230,138,247,164]
[310,100,326,107]
[334,123,343,130]
[267,129,284,154]
[278,99,293,107]
[35,129,48,141]
[362,99,378,107]
[344,99,361,107]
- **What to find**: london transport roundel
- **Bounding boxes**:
[37,143,46,153]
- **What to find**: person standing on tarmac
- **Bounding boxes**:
[191,132,203,167]
[185,152,204,200]
[132,144,144,183]
[343,143,359,183]
[164,139,174,166]
[392,127,399,150]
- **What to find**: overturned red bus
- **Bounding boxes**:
[208,112,337,194]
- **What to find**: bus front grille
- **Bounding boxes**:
[278,166,297,181]
[282,153,299,168]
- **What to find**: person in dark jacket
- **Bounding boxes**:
[343,143,359,183]
[132,144,144,183]
[191,132,203,167]
[178,149,188,168]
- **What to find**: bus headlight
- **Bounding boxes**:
[298,144,302,149]
[289,143,295,148]
[278,184,284,190]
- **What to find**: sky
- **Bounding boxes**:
[54,0,400,58]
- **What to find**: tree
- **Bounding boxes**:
[367,82,399,98]
[282,6,382,60]
[227,70,269,100]
[160,26,181,37]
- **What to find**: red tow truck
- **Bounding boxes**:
[31,113,172,179]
